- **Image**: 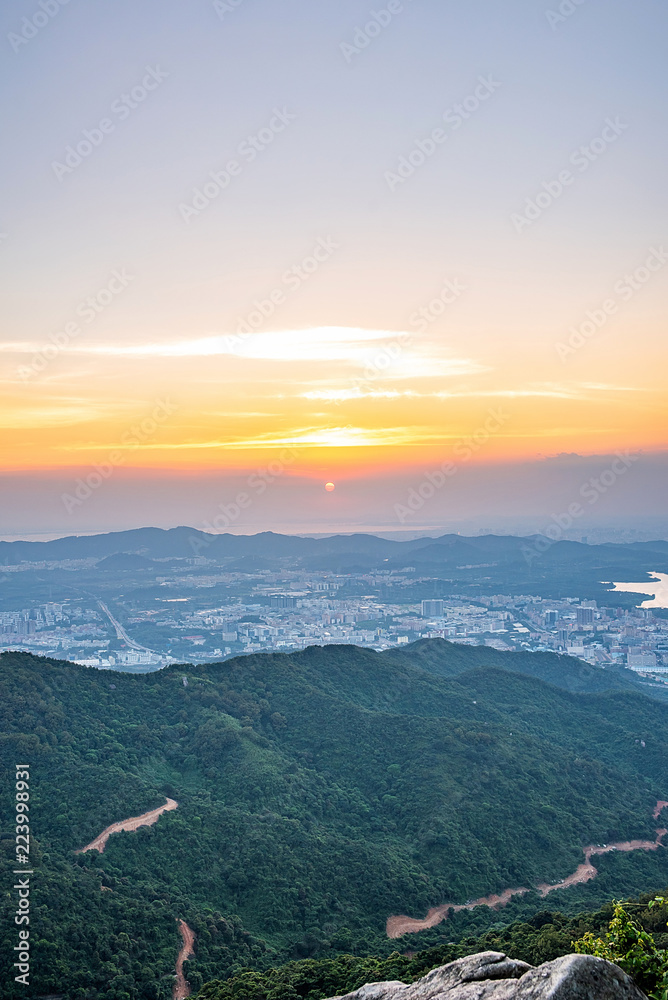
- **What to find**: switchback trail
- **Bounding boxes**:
[76,798,178,854]
[386,800,668,938]
[174,920,195,1000]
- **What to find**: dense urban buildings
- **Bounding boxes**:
[2,557,666,677]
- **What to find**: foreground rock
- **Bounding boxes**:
[327,951,648,1000]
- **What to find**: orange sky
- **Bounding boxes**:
[2,314,667,477]
[2,0,667,509]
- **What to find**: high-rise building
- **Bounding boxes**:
[421,600,444,617]
[270,595,297,609]
[577,607,594,626]
[544,610,558,626]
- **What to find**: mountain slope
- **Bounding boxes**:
[383,638,668,700]
[1,641,668,999]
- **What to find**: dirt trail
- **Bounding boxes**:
[173,920,195,1000]
[76,798,178,854]
[386,800,667,939]
[386,886,532,938]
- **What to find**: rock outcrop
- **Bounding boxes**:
[327,951,648,1000]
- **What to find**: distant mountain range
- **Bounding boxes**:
[2,526,667,599]
[3,526,668,567]
[2,638,668,998]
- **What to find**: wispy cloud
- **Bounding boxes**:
[1,327,393,360]
[301,382,639,402]
[0,406,114,428]
[0,327,484,374]
[55,425,432,451]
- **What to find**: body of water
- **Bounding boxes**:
[609,571,668,609]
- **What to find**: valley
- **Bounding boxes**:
[387,801,668,937]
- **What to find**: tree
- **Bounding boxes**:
[574,899,668,998]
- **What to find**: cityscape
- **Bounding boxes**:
[2,0,668,995]
[2,554,666,677]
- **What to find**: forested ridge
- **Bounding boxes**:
[195,892,668,1000]
[2,640,668,999]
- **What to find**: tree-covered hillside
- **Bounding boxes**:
[1,640,668,999]
[195,891,668,1000]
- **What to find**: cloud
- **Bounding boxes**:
[0,327,394,361]
[0,406,113,428]
[300,382,639,402]
[54,425,448,452]
[0,327,485,372]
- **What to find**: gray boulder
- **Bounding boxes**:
[327,951,647,1000]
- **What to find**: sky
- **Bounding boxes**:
[1,0,667,538]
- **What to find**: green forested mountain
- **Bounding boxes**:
[1,640,668,999]
[196,892,668,1000]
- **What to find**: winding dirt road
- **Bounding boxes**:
[75,798,178,854]
[174,920,195,1000]
[386,800,668,938]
